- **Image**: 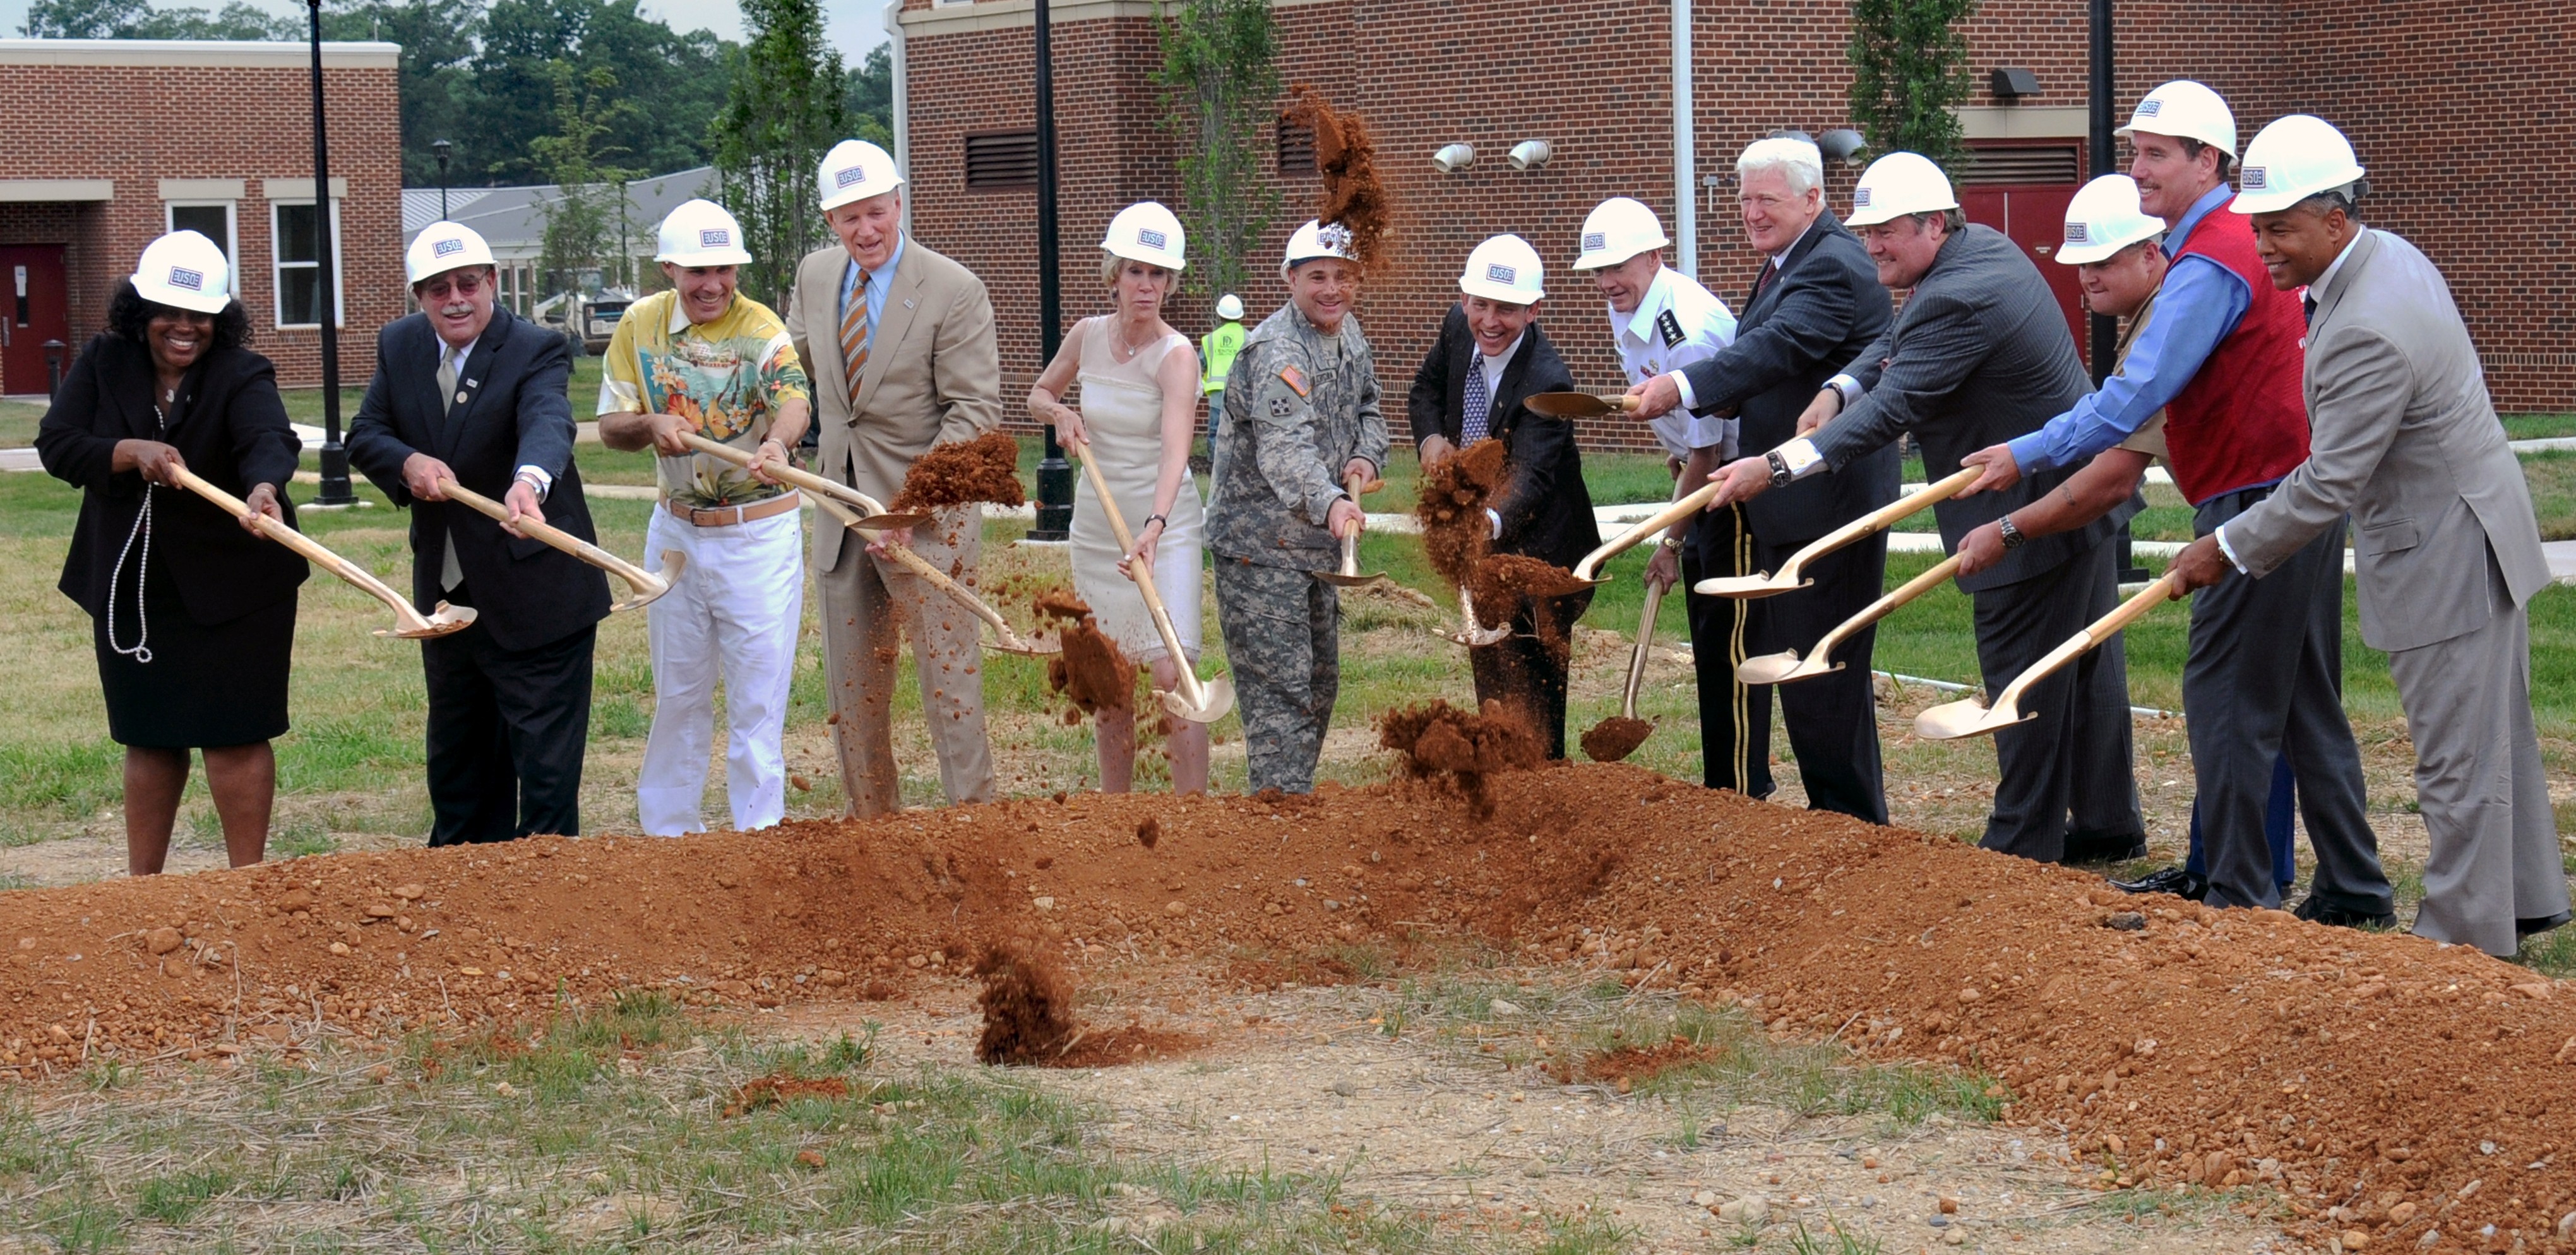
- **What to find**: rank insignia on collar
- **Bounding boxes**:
[1655,309,1686,350]
[1278,364,1310,397]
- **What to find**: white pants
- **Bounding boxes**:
[636,505,804,835]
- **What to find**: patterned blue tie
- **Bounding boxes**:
[1461,359,1491,445]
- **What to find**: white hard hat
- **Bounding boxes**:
[1281,218,1357,273]
[2117,80,2236,156]
[2231,116,2366,215]
[1571,197,1669,270]
[816,138,903,212]
[1100,201,1186,271]
[1847,152,1957,227]
[2056,175,2164,265]
[1459,234,1546,304]
[655,198,753,267]
[130,230,232,314]
[1215,293,1244,321]
[404,221,496,287]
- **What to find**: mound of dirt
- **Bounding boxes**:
[1578,716,1654,763]
[1376,699,1543,818]
[1037,592,1134,715]
[8,767,2576,1251]
[723,1073,851,1117]
[888,432,1026,514]
[1416,439,1510,588]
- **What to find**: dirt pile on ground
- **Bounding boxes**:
[1282,86,1393,278]
[888,432,1026,514]
[1416,438,1509,588]
[1037,592,1134,715]
[1577,716,1654,763]
[8,767,2576,1251]
[1376,699,1543,818]
[722,1073,850,1117]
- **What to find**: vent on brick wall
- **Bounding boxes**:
[1956,145,2082,186]
[965,131,1038,189]
[1277,120,1316,175]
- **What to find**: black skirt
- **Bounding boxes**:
[93,553,295,749]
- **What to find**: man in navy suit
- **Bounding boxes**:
[349,222,611,845]
[1626,136,1897,823]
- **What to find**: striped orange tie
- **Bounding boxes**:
[838,274,871,403]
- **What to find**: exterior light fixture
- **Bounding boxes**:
[1990,66,2042,101]
[1431,143,1475,174]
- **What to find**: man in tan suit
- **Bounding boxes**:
[785,139,1003,816]
[2171,116,2569,956]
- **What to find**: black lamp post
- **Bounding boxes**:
[432,138,451,221]
[306,0,356,508]
[2087,0,2145,581]
[1025,0,1074,542]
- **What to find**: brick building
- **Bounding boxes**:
[891,0,2575,450]
[0,39,404,396]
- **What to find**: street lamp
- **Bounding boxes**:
[1026,0,1073,542]
[432,138,451,221]
[305,0,355,508]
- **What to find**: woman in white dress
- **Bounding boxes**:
[1028,201,1210,793]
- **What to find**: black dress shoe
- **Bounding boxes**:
[2108,865,2207,900]
[2291,895,2397,930]
[2062,831,2150,865]
[2517,911,2573,936]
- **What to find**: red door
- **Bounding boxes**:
[1958,185,2089,370]
[1,246,71,397]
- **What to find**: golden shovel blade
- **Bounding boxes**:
[1911,693,2038,741]
[1522,392,1635,419]
[608,550,684,614]
[1692,571,1812,598]
[840,511,933,532]
[1735,648,1842,686]
[380,600,479,639]
[1157,674,1236,724]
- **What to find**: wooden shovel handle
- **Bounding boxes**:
[1991,571,2178,708]
[1774,466,1978,581]
[167,467,426,627]
[678,432,895,516]
[1621,575,1667,719]
[1070,439,1208,708]
[1573,477,1723,580]
[808,491,1030,648]
[1812,554,1962,660]
[436,478,663,597]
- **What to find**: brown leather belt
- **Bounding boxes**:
[663,489,800,527]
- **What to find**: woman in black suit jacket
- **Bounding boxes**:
[36,232,307,874]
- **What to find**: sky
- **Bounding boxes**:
[0,0,894,56]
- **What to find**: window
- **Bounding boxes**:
[963,131,1038,190]
[1955,144,2082,186]
[270,199,344,328]
[165,201,236,261]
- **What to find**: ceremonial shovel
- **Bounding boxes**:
[1616,573,1669,721]
[676,432,929,532]
[1695,467,1979,598]
[1912,571,2179,741]
[806,491,1057,658]
[1311,472,1386,587]
[1522,392,1641,420]
[1736,555,1959,685]
[1568,479,1722,584]
[436,477,678,612]
[1070,439,1235,724]
[169,467,475,639]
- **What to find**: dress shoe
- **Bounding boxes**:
[2291,895,2396,930]
[2062,830,2149,865]
[2517,911,2572,937]
[2108,865,2207,900]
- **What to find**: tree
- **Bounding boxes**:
[842,42,894,147]
[709,0,846,311]
[21,0,292,39]
[1151,0,1279,314]
[530,61,635,298]
[1847,0,1977,172]
[473,0,732,183]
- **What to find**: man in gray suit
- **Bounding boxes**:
[1708,152,2146,865]
[2171,116,2570,956]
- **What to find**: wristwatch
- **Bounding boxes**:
[1998,515,2028,550]
[1659,535,1685,550]
[1764,450,1793,488]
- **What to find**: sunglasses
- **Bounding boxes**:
[418,273,487,299]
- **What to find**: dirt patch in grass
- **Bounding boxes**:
[723,1073,852,1117]
[1540,1035,1719,1091]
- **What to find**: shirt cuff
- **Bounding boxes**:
[1486,508,1502,539]
[2003,434,2052,477]
[2213,523,2251,574]
[1827,374,1865,408]
[1778,437,1828,480]
[515,465,553,501]
[1669,370,1699,410]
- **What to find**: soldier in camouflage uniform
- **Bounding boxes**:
[1206,219,1390,794]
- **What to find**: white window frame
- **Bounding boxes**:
[268,198,345,329]
[164,200,237,263]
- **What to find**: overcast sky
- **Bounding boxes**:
[0,0,893,55]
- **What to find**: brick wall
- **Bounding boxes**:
[0,45,405,390]
[898,0,2573,447]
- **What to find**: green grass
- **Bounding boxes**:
[2520,450,2576,540]
[2503,413,2576,442]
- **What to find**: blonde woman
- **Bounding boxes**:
[1029,201,1208,793]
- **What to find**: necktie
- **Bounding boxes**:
[2302,293,2317,328]
[437,348,465,592]
[1461,356,1491,445]
[839,271,873,402]
[1753,258,1780,302]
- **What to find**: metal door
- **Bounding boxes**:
[0,245,71,396]
[1958,184,2089,369]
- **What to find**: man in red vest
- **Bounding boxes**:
[1955,81,2393,925]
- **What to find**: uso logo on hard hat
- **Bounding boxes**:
[1854,186,1873,208]
[2137,97,2164,117]
[1137,228,1167,251]
[432,237,465,258]
[2240,167,2269,191]
[168,267,204,292]
[2063,222,2092,244]
[835,165,867,189]
[1484,263,1516,285]
[1581,232,1606,253]
[700,228,730,248]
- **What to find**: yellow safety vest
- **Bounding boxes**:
[1200,321,1245,395]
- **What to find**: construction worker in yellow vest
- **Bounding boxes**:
[1200,292,1245,444]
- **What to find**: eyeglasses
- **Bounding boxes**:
[418,273,486,299]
